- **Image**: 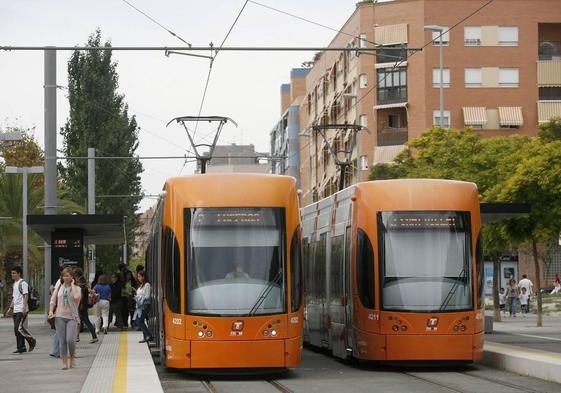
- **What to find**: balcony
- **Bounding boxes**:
[377,127,408,146]
[537,60,561,87]
[376,44,408,64]
[377,87,407,106]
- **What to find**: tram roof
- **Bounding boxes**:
[27,214,125,245]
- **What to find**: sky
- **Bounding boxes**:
[0,0,388,212]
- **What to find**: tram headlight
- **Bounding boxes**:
[271,330,277,337]
[197,331,204,337]
[400,325,408,332]
[460,325,466,332]
[392,325,399,332]
[206,331,213,337]
[263,330,269,336]
[453,325,459,332]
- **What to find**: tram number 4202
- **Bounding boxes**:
[172,318,182,325]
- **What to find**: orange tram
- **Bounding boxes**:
[301,179,485,363]
[145,174,303,369]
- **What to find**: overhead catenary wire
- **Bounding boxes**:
[118,0,192,46]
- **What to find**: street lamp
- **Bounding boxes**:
[424,25,446,127]
[5,166,44,281]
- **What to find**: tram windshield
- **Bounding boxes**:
[378,211,473,312]
[186,207,285,316]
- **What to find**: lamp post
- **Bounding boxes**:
[5,166,44,280]
[425,25,445,127]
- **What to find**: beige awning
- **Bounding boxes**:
[375,24,408,45]
[538,101,561,123]
[463,107,487,126]
[537,60,561,87]
[374,102,408,110]
[373,145,407,165]
[498,107,524,126]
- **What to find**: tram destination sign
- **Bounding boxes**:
[386,212,467,231]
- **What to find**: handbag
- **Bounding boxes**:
[47,283,61,329]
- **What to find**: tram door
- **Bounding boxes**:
[329,225,347,358]
[343,225,354,357]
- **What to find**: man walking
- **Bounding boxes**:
[518,274,534,312]
[7,266,36,353]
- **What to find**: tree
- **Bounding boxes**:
[538,117,561,142]
[60,30,143,274]
[490,141,561,327]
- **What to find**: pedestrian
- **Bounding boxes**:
[93,274,111,335]
[74,268,98,343]
[133,270,153,343]
[49,268,64,358]
[7,266,37,353]
[134,265,144,283]
[48,267,81,370]
[507,279,519,317]
[519,287,529,316]
[121,270,135,328]
[517,274,534,312]
[499,287,506,317]
[109,273,124,330]
[551,273,561,294]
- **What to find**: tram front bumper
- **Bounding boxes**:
[386,333,482,361]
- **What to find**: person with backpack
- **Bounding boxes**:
[74,268,98,343]
[7,266,36,353]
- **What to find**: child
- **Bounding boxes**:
[499,288,506,316]
[519,287,529,316]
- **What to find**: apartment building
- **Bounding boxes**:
[296,0,561,205]
[270,68,310,187]
[197,143,269,174]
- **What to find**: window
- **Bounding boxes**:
[359,74,367,89]
[357,229,375,309]
[465,68,482,87]
[359,114,368,127]
[499,68,519,87]
[433,110,451,128]
[359,33,367,48]
[378,211,473,312]
[432,68,450,88]
[377,67,407,105]
[498,26,518,46]
[290,228,303,312]
[376,44,408,64]
[389,114,401,128]
[464,26,481,46]
[163,227,181,313]
[432,27,450,46]
[330,235,344,305]
[476,231,485,309]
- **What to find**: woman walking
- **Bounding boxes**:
[93,274,111,335]
[507,278,519,317]
[551,272,561,294]
[74,268,98,343]
[48,267,82,370]
[133,271,153,343]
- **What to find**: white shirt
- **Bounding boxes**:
[519,293,529,305]
[12,279,29,313]
[518,278,533,294]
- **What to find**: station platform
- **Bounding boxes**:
[483,313,561,384]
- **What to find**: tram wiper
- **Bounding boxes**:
[247,269,282,316]
[439,268,466,311]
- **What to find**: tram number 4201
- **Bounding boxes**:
[172,318,182,325]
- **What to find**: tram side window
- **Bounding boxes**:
[476,231,485,309]
[357,229,375,309]
[330,235,344,305]
[163,227,181,313]
[290,228,303,312]
[316,233,327,303]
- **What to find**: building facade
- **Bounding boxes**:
[297,0,561,205]
[198,144,269,174]
[270,68,310,187]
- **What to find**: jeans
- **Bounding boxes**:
[51,332,60,357]
[79,308,97,339]
[508,297,517,316]
[110,299,124,328]
[136,305,153,340]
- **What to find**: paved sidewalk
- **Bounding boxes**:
[0,314,101,393]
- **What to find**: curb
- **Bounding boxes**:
[482,342,561,384]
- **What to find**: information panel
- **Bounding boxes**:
[51,229,84,284]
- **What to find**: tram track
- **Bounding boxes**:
[201,379,292,393]
[402,369,540,393]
